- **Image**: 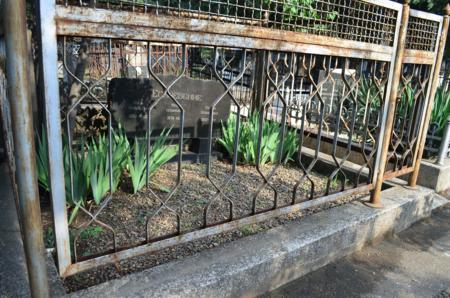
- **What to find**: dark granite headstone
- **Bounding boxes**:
[109,78,151,134]
[109,76,231,149]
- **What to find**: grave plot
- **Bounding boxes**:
[38,39,386,289]
[24,0,445,293]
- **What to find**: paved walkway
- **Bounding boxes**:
[0,163,30,298]
[264,203,450,298]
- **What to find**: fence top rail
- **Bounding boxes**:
[410,8,444,23]
[58,0,403,48]
[55,5,396,61]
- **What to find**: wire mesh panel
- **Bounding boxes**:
[406,15,440,52]
[57,0,399,46]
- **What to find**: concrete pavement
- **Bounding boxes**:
[264,203,450,298]
[0,163,30,297]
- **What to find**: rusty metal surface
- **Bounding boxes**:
[409,5,450,186]
[370,0,410,206]
[383,167,414,180]
[403,50,436,64]
[372,4,444,188]
[55,6,395,61]
[380,8,443,181]
[56,36,384,275]
[371,1,404,189]
[58,0,401,47]
[2,0,49,296]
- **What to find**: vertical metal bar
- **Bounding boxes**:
[409,5,450,185]
[37,0,72,275]
[369,0,410,207]
[2,0,50,296]
[371,4,403,189]
[436,116,450,165]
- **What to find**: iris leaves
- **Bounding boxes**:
[218,113,298,165]
[35,125,176,224]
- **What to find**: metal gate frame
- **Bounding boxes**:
[36,0,448,277]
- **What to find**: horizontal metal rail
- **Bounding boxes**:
[403,50,437,64]
[55,5,396,61]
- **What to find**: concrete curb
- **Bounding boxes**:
[67,186,448,298]
[403,159,450,192]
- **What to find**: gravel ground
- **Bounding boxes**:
[40,160,367,292]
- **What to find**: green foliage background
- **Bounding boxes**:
[409,0,447,13]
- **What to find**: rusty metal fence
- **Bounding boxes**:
[34,0,448,277]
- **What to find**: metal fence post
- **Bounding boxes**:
[369,0,410,207]
[2,0,50,296]
[36,0,72,275]
[436,115,450,165]
[409,5,450,186]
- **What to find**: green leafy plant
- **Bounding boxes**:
[35,127,50,192]
[357,77,382,117]
[430,87,450,137]
[218,114,237,159]
[148,128,178,175]
[128,129,178,194]
[62,137,90,224]
[44,227,55,248]
[353,77,384,138]
[112,126,131,189]
[282,0,338,25]
[218,113,298,165]
[397,83,416,121]
[85,126,131,204]
[85,135,110,205]
[128,137,148,194]
[134,0,337,29]
[36,124,133,224]
[63,137,89,207]
[79,226,104,241]
[282,126,299,164]
[330,172,348,190]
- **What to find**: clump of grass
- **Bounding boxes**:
[218,112,299,165]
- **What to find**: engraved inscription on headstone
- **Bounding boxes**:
[109,76,231,141]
